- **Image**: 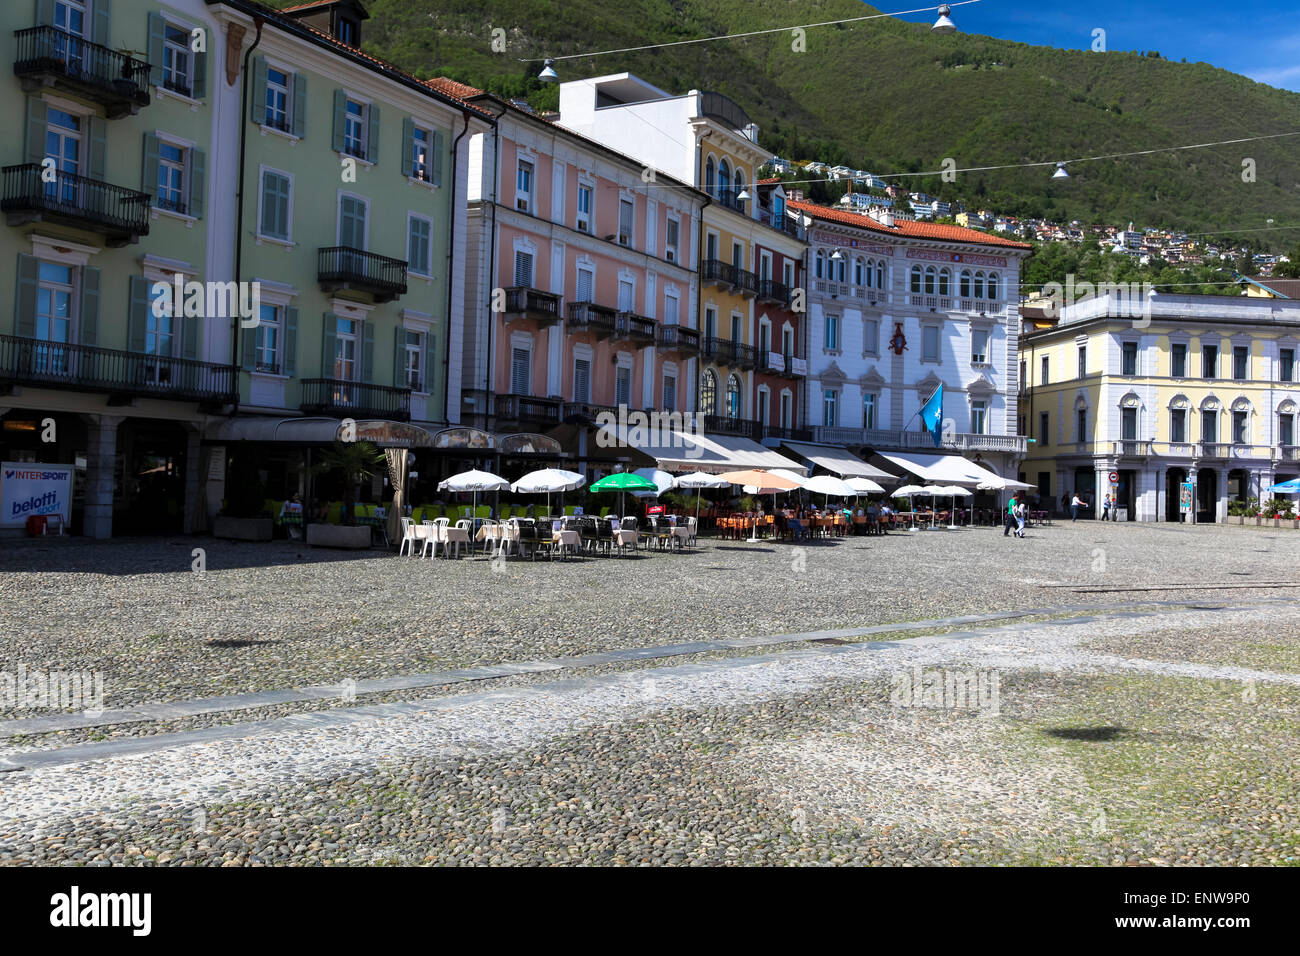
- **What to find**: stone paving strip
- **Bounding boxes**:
[1,598,1295,778]
[0,596,1281,740]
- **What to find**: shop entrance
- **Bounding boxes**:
[1196,468,1218,523]
[1165,467,1188,521]
[116,422,189,535]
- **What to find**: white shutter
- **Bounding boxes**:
[576,268,594,303]
[665,294,679,325]
[511,347,530,395]
[514,251,533,288]
[618,280,634,313]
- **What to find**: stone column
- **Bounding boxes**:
[82,414,123,539]
[1095,462,1114,519]
[1216,469,1230,523]
[1154,467,1166,522]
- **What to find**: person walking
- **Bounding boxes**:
[1070,492,1082,522]
[1102,494,1112,521]
[1004,494,1018,536]
[1015,500,1027,538]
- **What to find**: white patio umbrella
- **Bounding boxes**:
[803,474,857,509]
[438,468,510,526]
[673,471,731,524]
[933,484,973,528]
[892,484,926,529]
[510,468,586,518]
[920,484,951,530]
[631,467,675,499]
[846,476,885,495]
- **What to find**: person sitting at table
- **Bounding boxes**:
[866,500,880,536]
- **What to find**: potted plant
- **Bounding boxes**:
[307,440,386,548]
[214,451,274,540]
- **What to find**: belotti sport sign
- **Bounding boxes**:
[1,462,73,529]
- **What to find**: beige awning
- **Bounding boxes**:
[596,425,807,476]
[781,440,898,480]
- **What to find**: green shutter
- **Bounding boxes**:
[291,72,307,137]
[36,0,55,27]
[87,116,107,182]
[331,89,346,152]
[431,129,444,186]
[182,311,199,359]
[251,56,268,124]
[192,39,207,99]
[15,254,40,338]
[79,266,100,346]
[367,104,380,163]
[141,131,159,195]
[188,147,206,219]
[361,321,374,382]
[127,276,150,353]
[321,313,338,378]
[240,318,256,370]
[424,333,437,396]
[401,117,414,178]
[284,307,298,377]
[25,97,47,167]
[92,0,111,47]
[147,12,165,88]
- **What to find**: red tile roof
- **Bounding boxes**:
[788,200,1032,250]
[756,177,781,185]
[425,76,484,104]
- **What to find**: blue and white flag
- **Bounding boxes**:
[919,383,944,447]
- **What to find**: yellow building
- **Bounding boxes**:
[1019,291,1300,521]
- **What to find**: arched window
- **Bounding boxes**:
[924,266,937,295]
[700,369,717,416]
[705,157,715,196]
[734,171,746,212]
[718,160,730,202]
[726,373,742,419]
[875,260,884,289]
[910,265,923,294]
[835,255,845,282]
[959,269,972,298]
[815,250,825,279]
[854,258,864,286]
[987,272,999,301]
[938,268,951,296]
[974,271,986,299]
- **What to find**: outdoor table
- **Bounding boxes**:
[553,529,581,558]
[613,529,638,552]
[441,525,471,558]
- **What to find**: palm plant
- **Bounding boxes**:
[312,440,386,525]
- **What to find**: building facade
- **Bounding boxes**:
[789,201,1031,480]
[1020,291,1300,521]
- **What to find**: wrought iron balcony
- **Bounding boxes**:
[501,286,560,327]
[703,415,761,441]
[614,311,656,345]
[0,334,235,405]
[494,393,561,427]
[566,301,617,338]
[700,259,756,296]
[757,351,806,378]
[757,278,792,307]
[762,424,814,443]
[2,164,150,245]
[657,324,700,355]
[561,401,618,423]
[13,25,152,118]
[317,246,407,302]
[703,336,755,368]
[300,378,411,421]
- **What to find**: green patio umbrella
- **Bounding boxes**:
[590,471,659,518]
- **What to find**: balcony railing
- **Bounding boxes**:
[762,424,814,443]
[0,334,235,404]
[300,378,411,421]
[614,311,656,345]
[13,25,152,118]
[495,393,561,427]
[2,164,150,245]
[1112,440,1153,458]
[700,259,757,296]
[317,246,407,302]
[1280,445,1300,462]
[501,286,560,327]
[812,425,1027,454]
[566,301,617,338]
[657,324,700,354]
[757,207,804,239]
[757,278,792,308]
[757,351,807,378]
[561,401,618,423]
[703,415,760,441]
[701,337,756,369]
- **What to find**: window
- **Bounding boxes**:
[410,126,432,183]
[815,251,825,280]
[1039,412,1049,446]
[824,313,839,351]
[700,369,717,415]
[337,17,357,47]
[162,22,192,96]
[1280,413,1295,446]
[971,329,989,365]
[1077,345,1088,378]
[618,278,634,313]
[1233,346,1249,381]
[618,198,634,247]
[34,261,74,373]
[1201,409,1217,443]
[259,169,292,241]
[664,216,679,261]
[1040,355,1049,385]
[705,157,715,196]
[782,326,793,358]
[265,67,290,131]
[910,266,922,294]
[781,391,793,429]
[255,303,280,373]
[616,366,632,407]
[854,258,864,286]
[823,389,838,427]
[718,160,730,202]
[1281,348,1296,382]
[576,267,594,304]
[1171,343,1187,378]
[338,194,366,250]
[1232,410,1248,443]
[573,357,591,402]
[726,374,741,419]
[1076,408,1088,442]
[403,329,424,391]
[510,346,530,395]
[835,255,845,283]
[663,373,676,411]
[156,142,187,214]
[664,292,679,326]
[970,400,987,435]
[938,269,951,296]
[1121,407,1137,441]
[144,283,175,383]
[875,260,884,290]
[863,393,877,429]
[576,184,592,233]
[1121,342,1138,376]
[343,98,366,158]
[513,250,533,288]
[729,313,741,343]
[704,307,716,340]
[864,318,879,356]
[757,388,769,425]
[706,232,718,263]
[922,325,939,362]
[408,215,433,276]
[959,270,972,298]
[1202,344,1217,379]
[334,317,358,382]
[732,241,745,272]
[515,159,533,212]
[924,266,936,295]
[44,108,81,205]
[758,322,769,356]
[987,273,999,300]
[1170,408,1186,443]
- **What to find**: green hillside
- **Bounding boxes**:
[269,0,1300,249]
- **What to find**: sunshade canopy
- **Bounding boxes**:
[803,474,857,498]
[511,468,586,494]
[846,476,885,494]
[437,469,510,493]
[595,424,806,476]
[782,440,897,480]
[1269,478,1300,493]
[718,468,803,494]
[673,471,731,489]
[590,472,658,492]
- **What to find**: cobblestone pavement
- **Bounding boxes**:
[1,522,1298,865]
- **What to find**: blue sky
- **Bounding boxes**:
[895,0,1300,92]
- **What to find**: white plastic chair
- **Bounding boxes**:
[398,517,418,556]
[686,515,698,547]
